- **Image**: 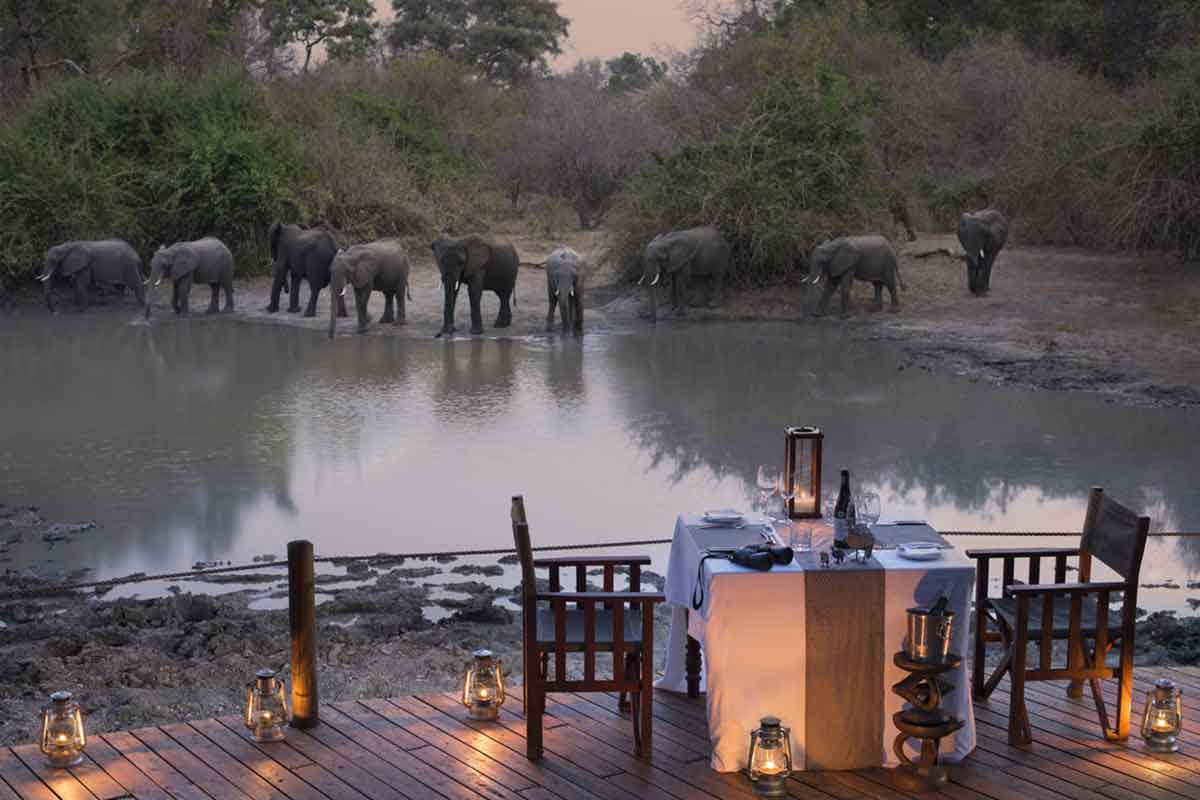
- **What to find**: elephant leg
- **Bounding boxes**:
[207,283,220,313]
[73,274,89,310]
[816,281,835,316]
[674,275,687,317]
[304,283,320,317]
[546,291,557,332]
[267,264,286,312]
[355,287,371,333]
[287,270,302,312]
[573,295,584,335]
[171,281,181,314]
[223,276,234,312]
[982,251,996,293]
[380,291,395,324]
[395,285,406,325]
[495,290,512,328]
[709,273,724,308]
[468,282,484,335]
[839,277,851,316]
[870,282,884,311]
[887,279,900,311]
[179,277,192,314]
[129,266,146,306]
[438,282,458,336]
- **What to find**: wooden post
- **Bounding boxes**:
[288,539,318,728]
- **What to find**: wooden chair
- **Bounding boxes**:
[511,495,665,760]
[968,487,1150,745]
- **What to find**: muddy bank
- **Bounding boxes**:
[0,505,670,746]
[10,230,1199,409]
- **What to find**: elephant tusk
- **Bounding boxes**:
[556,289,561,298]
[154,277,162,286]
[37,272,52,282]
[650,274,660,287]
[340,286,348,297]
[637,275,645,286]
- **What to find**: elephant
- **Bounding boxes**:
[638,226,731,324]
[957,209,1009,295]
[544,247,584,336]
[431,234,519,337]
[145,237,235,319]
[327,239,412,338]
[39,240,145,311]
[807,235,905,317]
[266,222,347,319]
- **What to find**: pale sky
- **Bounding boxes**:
[369,0,699,70]
[550,0,698,67]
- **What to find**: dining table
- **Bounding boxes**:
[656,512,976,773]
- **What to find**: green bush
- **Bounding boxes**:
[610,33,886,283]
[0,72,302,281]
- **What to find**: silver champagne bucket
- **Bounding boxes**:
[905,606,955,663]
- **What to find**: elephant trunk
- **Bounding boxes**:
[329,273,344,339]
[561,285,575,334]
[437,275,458,336]
[40,267,55,311]
[144,264,161,320]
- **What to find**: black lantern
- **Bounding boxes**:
[747,716,792,797]
[783,427,822,519]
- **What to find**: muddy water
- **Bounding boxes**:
[2,312,1199,611]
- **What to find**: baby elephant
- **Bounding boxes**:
[808,235,905,316]
[545,247,584,336]
[145,238,235,318]
[328,239,412,338]
[957,209,1008,295]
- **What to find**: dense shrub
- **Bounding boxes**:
[0,72,301,280]
[610,30,887,283]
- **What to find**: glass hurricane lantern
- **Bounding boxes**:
[747,716,792,797]
[1141,678,1183,753]
[462,649,506,720]
[39,691,86,768]
[245,669,290,742]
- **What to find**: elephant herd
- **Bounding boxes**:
[36,208,1009,327]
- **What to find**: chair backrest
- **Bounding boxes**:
[511,495,536,605]
[1080,486,1150,584]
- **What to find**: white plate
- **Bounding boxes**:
[897,543,943,561]
[702,509,744,523]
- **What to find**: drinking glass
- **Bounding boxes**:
[755,466,780,512]
[857,492,881,528]
[788,526,813,553]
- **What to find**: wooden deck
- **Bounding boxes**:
[4,666,1200,800]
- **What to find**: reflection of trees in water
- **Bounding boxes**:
[602,323,1200,536]
[0,315,305,569]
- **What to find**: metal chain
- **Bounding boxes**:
[3,530,1198,602]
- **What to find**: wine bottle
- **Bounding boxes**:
[833,469,851,545]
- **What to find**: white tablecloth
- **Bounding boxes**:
[656,514,976,772]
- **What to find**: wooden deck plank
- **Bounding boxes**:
[378,697,603,800]
[0,750,58,800]
[99,731,212,800]
[353,699,540,796]
[72,738,172,800]
[183,719,331,800]
[8,745,98,800]
[10,672,1200,800]
[319,703,521,800]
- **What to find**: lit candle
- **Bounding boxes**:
[1153,711,1173,731]
[477,688,491,701]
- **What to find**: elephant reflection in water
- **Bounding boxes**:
[433,338,518,423]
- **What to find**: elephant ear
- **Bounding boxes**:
[350,254,374,289]
[172,246,198,278]
[829,241,857,278]
[667,236,699,274]
[466,240,491,271]
[60,244,90,277]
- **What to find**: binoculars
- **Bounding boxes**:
[707,543,795,571]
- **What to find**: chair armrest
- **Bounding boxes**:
[533,556,652,568]
[1004,581,1126,597]
[536,591,666,603]
[965,547,1079,560]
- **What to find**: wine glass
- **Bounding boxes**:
[857,492,881,528]
[755,466,780,512]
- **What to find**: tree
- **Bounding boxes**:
[388,0,569,83]
[604,51,667,93]
[263,0,376,72]
[0,0,90,89]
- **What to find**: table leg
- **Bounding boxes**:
[686,610,702,698]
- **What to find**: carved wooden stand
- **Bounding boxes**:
[891,652,963,793]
